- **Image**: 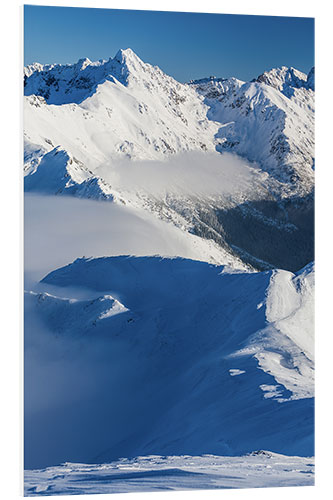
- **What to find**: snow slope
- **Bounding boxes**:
[191,67,314,195]
[24,49,218,169]
[25,452,314,495]
[24,255,314,469]
[24,148,116,200]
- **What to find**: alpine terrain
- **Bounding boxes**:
[24,48,314,494]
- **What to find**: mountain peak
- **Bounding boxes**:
[113,48,146,74]
[23,48,143,104]
[255,66,307,91]
[76,57,92,70]
[24,62,45,77]
[307,67,314,91]
[115,48,136,60]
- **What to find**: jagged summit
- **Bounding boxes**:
[23,48,153,104]
[24,49,142,76]
[189,65,314,96]
[114,47,140,62]
[307,67,315,90]
[23,46,217,174]
[189,76,227,85]
[254,66,314,95]
[76,57,92,70]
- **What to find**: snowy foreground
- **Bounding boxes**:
[24,452,314,496]
[24,193,314,494]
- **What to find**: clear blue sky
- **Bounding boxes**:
[24,5,314,82]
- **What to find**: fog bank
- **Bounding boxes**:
[96,151,261,198]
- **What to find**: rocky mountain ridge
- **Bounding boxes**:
[24,49,314,271]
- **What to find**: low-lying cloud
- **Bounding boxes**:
[24,193,220,285]
[96,151,262,198]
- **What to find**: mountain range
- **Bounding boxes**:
[24,48,314,271]
[24,49,315,488]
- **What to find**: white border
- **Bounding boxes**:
[1,1,332,499]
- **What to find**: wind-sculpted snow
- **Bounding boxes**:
[25,290,129,337]
[24,453,314,495]
[24,256,314,469]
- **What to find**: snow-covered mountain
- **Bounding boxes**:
[24,255,314,469]
[23,49,315,488]
[24,147,116,200]
[191,66,314,192]
[24,48,217,167]
[255,66,314,93]
[23,49,314,272]
[24,48,314,194]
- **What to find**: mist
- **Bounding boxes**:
[24,192,231,288]
[24,289,152,468]
[23,152,263,467]
[95,151,262,198]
